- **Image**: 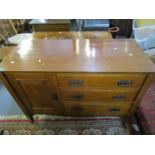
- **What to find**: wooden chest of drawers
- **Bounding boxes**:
[58,73,144,116]
[0,38,155,121]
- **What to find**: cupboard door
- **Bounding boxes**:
[5,73,61,114]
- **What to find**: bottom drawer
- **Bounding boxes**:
[63,101,132,116]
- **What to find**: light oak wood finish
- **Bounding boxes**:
[60,87,139,102]
[64,101,131,116]
[0,47,15,62]
[30,19,71,32]
[32,31,112,39]
[5,72,63,115]
[0,39,155,72]
[32,25,70,32]
[0,38,155,120]
[57,73,146,88]
[0,32,112,62]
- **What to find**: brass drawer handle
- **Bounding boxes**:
[117,80,132,87]
[113,94,126,100]
[69,80,84,86]
[72,106,83,112]
[71,94,84,100]
[109,108,120,112]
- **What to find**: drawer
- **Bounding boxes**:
[64,101,131,116]
[57,74,146,88]
[60,88,139,101]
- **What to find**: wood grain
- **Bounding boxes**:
[0,47,15,62]
[5,72,62,114]
[63,101,131,116]
[30,19,71,31]
[32,31,112,39]
[0,37,155,120]
[60,87,139,102]
[57,73,146,88]
[0,39,155,72]
[32,24,70,32]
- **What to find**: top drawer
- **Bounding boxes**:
[57,73,146,88]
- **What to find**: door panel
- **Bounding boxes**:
[16,79,54,107]
[5,73,61,114]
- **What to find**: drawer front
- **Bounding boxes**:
[60,88,139,101]
[64,101,131,116]
[57,74,146,88]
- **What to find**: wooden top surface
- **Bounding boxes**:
[0,38,155,73]
[0,47,15,60]
[30,19,71,25]
[32,31,112,39]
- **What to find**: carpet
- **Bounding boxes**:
[0,115,130,135]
